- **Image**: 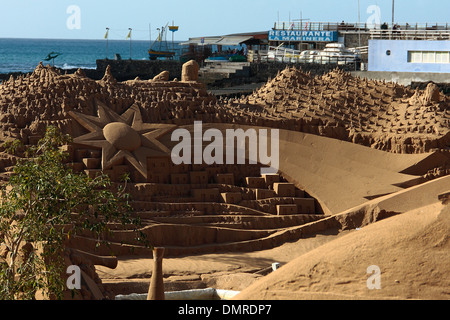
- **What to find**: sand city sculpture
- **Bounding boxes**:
[0,59,448,299]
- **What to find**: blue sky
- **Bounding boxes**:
[0,0,448,40]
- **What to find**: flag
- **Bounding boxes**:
[126,30,132,39]
[104,30,109,39]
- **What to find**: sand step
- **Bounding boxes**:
[199,62,251,85]
[143,214,324,230]
[130,201,271,216]
[82,157,101,169]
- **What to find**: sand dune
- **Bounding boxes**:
[235,196,449,300]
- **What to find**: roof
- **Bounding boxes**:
[180,37,222,46]
[181,32,268,46]
[181,35,253,46]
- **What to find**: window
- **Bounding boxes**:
[436,52,450,64]
[422,52,435,63]
[409,51,422,63]
[408,51,450,64]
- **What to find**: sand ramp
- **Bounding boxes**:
[164,124,440,215]
[235,179,450,300]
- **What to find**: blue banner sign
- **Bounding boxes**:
[269,30,338,42]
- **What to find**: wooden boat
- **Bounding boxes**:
[148,50,175,60]
[148,23,176,60]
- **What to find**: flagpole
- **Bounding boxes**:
[358,0,361,47]
[105,27,110,59]
[392,0,395,27]
[128,28,132,60]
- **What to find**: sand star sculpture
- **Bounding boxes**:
[69,102,177,179]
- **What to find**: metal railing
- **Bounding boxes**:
[274,21,368,31]
[353,46,369,55]
[248,48,362,66]
[266,55,361,65]
[370,29,450,40]
[273,21,450,32]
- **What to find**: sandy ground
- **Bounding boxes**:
[97,228,353,295]
[236,202,450,300]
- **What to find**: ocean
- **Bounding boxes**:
[0,38,186,74]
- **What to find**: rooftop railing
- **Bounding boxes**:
[273,22,450,33]
[370,29,450,41]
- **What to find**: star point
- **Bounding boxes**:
[69,102,177,180]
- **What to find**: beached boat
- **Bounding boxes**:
[228,55,247,62]
[205,56,230,62]
[205,55,247,63]
[268,43,361,64]
[267,45,302,63]
[315,43,361,64]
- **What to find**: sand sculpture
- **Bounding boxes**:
[152,71,170,81]
[181,60,199,82]
[62,247,117,300]
[0,63,448,153]
[235,176,450,300]
[0,61,448,299]
[238,67,449,153]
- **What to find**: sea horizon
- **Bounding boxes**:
[0,38,188,74]
[0,36,188,42]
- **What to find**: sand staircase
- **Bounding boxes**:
[198,61,251,85]
[65,163,325,257]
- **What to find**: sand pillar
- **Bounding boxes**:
[181,60,199,82]
[147,247,165,300]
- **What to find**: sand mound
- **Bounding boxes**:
[0,64,448,154]
[235,201,449,300]
[237,67,450,153]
